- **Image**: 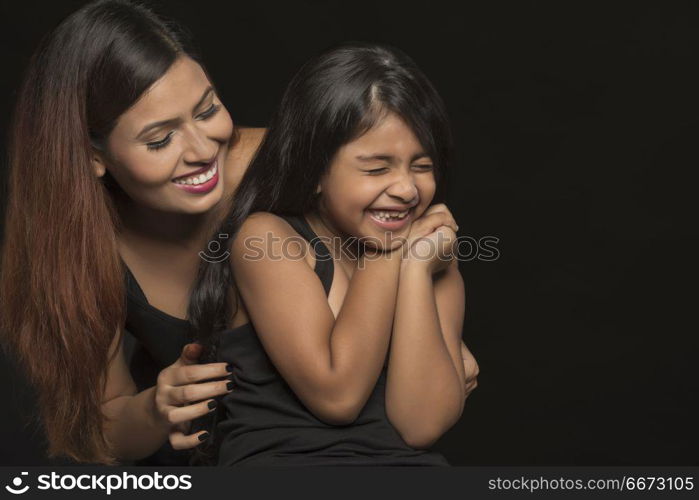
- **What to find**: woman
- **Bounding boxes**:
[1,0,475,465]
[0,0,262,464]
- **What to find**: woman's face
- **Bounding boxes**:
[317,111,436,251]
[96,56,234,215]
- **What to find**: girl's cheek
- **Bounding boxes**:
[418,176,436,204]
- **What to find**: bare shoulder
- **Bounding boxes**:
[235,211,295,240]
[239,127,266,145]
[231,212,310,266]
[226,127,266,165]
[223,127,267,196]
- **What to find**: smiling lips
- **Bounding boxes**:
[366,207,413,230]
[172,159,219,194]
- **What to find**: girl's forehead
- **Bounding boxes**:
[340,112,426,157]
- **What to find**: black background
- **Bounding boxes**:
[1,0,697,466]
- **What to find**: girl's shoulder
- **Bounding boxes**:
[232,212,316,270]
[238,211,297,238]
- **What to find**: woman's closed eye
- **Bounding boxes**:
[196,103,221,120]
[146,131,174,151]
[145,104,221,151]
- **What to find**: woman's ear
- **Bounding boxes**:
[315,184,321,195]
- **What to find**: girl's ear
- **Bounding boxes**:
[315,184,321,195]
[92,152,107,178]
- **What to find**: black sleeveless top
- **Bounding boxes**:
[124,263,193,465]
[215,214,449,466]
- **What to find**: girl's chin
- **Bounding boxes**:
[355,230,406,253]
[362,241,404,254]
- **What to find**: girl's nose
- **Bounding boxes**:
[386,174,419,204]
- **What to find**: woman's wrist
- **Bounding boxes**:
[145,386,169,432]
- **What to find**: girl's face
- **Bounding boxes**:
[95,56,234,215]
[317,111,436,250]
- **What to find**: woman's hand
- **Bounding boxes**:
[403,203,459,274]
[461,342,479,399]
[152,343,233,450]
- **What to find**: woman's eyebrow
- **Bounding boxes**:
[192,86,214,111]
[135,117,180,140]
[135,86,214,140]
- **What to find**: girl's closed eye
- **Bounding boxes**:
[413,163,433,171]
[365,167,389,175]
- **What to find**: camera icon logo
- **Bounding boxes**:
[5,472,29,495]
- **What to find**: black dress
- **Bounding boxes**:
[215,214,449,466]
[123,263,193,465]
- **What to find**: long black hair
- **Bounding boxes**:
[187,42,453,463]
[1,0,203,463]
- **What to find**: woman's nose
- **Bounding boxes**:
[182,125,217,163]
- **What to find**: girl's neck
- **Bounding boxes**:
[305,209,361,266]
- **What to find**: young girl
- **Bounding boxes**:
[189,42,478,465]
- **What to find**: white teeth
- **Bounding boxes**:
[370,209,409,222]
[173,163,218,185]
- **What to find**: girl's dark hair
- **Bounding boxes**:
[1,0,200,463]
[187,41,453,464]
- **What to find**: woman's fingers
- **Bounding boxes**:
[169,427,210,450]
[167,362,232,387]
[166,397,220,425]
[180,343,203,364]
[460,341,469,360]
[464,378,478,399]
[460,342,479,399]
[154,345,233,431]
[174,421,191,435]
[157,343,205,386]
[169,378,233,406]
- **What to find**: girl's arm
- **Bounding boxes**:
[385,206,476,448]
[230,212,402,425]
[385,259,468,448]
[100,333,231,460]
